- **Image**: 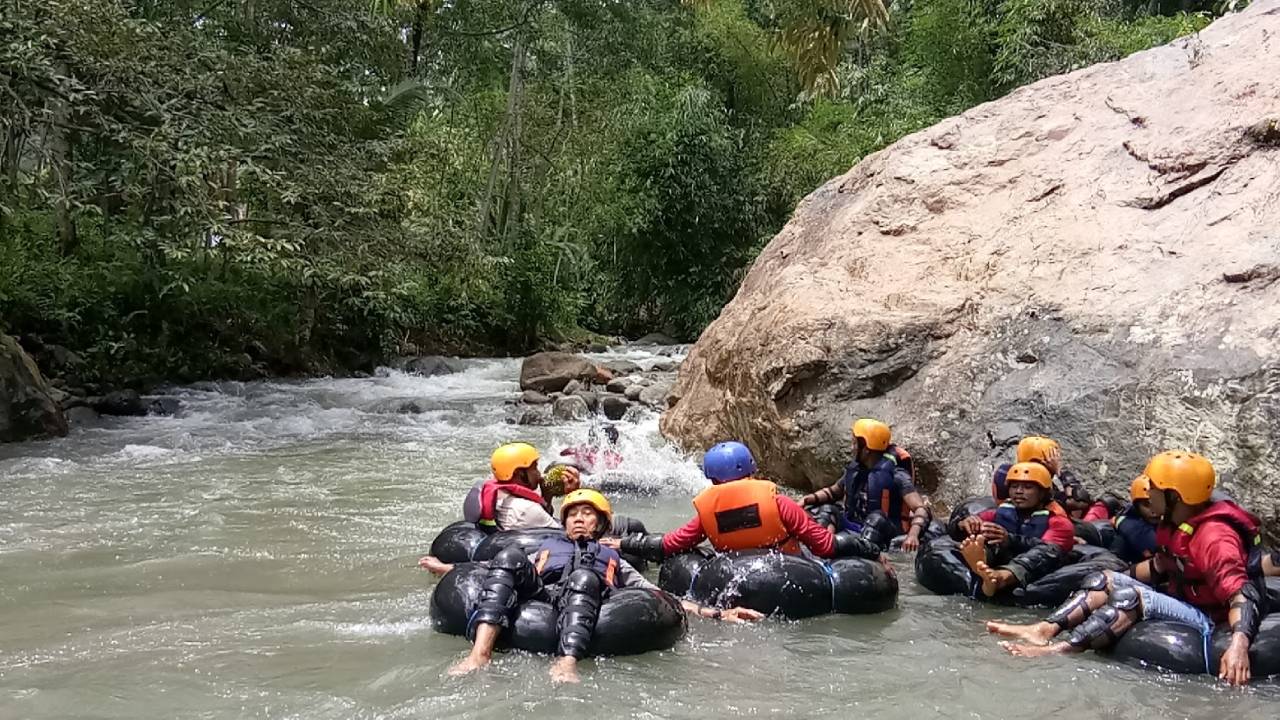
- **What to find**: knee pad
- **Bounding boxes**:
[1110,585,1141,612]
[491,546,528,572]
[563,568,603,595]
[1082,571,1109,593]
[556,573,604,659]
[1044,589,1091,628]
[1067,604,1122,650]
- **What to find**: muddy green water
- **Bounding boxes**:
[2,352,1277,719]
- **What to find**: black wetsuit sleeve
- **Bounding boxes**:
[1007,543,1065,586]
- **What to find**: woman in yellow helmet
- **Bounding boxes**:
[801,418,932,552]
[987,451,1266,686]
[436,489,762,684]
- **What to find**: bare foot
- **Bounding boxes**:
[959,535,988,578]
[986,620,1058,645]
[447,652,490,676]
[549,656,580,684]
[418,555,453,575]
[1000,640,1071,658]
[976,561,1014,598]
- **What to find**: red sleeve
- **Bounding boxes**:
[1191,521,1249,603]
[978,509,997,522]
[1043,515,1076,553]
[777,496,836,558]
[662,515,708,555]
[1082,502,1111,522]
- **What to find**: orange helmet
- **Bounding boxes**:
[1016,436,1060,466]
[1006,462,1053,489]
[491,442,540,482]
[852,418,892,452]
[1129,474,1151,502]
[1145,451,1215,505]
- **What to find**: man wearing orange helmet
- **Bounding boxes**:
[1109,474,1158,563]
[987,451,1266,686]
[436,489,762,684]
[801,419,931,551]
[461,442,580,532]
[956,462,1076,597]
[990,436,1062,501]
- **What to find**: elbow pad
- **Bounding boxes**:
[1231,581,1264,642]
[833,531,880,559]
[619,533,667,562]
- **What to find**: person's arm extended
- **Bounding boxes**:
[678,598,763,623]
[901,490,930,552]
[609,516,706,560]
[1194,523,1255,686]
[801,481,844,507]
[777,495,836,557]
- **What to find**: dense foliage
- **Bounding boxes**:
[0,0,1220,385]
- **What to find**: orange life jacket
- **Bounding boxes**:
[691,479,800,554]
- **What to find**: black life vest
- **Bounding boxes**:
[1112,505,1156,563]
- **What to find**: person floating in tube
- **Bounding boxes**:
[460,442,581,533]
[425,489,762,683]
[558,423,624,474]
[986,451,1267,686]
[1109,474,1158,563]
[800,419,932,552]
[603,441,886,566]
[955,462,1075,598]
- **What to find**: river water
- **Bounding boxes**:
[2,349,1276,719]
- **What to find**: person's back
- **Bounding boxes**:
[691,478,798,554]
[617,441,882,562]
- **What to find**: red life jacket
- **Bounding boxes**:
[1155,500,1262,615]
[477,479,548,529]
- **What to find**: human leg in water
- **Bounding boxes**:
[449,547,541,676]
[549,568,605,684]
[1003,583,1140,658]
[985,571,1118,648]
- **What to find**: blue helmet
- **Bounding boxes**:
[702,441,757,484]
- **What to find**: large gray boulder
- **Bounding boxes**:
[661,2,1280,536]
[519,352,599,393]
[553,395,590,422]
[393,355,464,377]
[0,334,68,442]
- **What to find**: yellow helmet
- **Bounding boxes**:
[491,442,540,482]
[1016,436,1060,466]
[560,488,613,535]
[852,418,892,452]
[1145,451,1215,505]
[1006,462,1054,489]
[1129,474,1151,502]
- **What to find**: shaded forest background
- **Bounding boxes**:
[0,0,1228,386]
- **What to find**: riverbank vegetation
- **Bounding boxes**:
[1,0,1222,385]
